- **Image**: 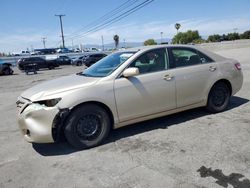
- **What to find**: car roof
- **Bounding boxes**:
[115,44,226,61]
[118,44,201,52]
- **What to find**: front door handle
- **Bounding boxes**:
[209,66,217,72]
[164,74,174,81]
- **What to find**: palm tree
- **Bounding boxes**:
[175,23,181,33]
[113,34,119,49]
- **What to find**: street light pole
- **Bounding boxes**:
[55,14,66,48]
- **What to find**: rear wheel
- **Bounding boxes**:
[206,82,230,113]
[64,104,111,149]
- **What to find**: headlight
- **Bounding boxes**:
[35,98,61,107]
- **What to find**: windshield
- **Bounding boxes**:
[80,52,135,77]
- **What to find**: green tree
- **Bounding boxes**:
[144,39,157,46]
[172,30,201,44]
[227,32,240,40]
[193,38,206,44]
[207,34,221,42]
[175,23,181,33]
[113,34,119,49]
[221,34,228,41]
[240,30,250,39]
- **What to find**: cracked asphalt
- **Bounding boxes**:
[0,44,250,188]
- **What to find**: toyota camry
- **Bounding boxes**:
[16,45,243,149]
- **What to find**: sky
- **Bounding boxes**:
[0,0,250,53]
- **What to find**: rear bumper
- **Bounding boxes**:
[231,70,243,96]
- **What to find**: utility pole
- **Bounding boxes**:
[101,35,104,51]
[71,39,74,50]
[55,14,66,48]
[41,37,46,49]
[160,32,163,44]
[123,39,126,48]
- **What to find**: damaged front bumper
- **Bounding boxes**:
[17,97,60,143]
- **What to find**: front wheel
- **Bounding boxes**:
[206,82,230,113]
[76,62,82,66]
[64,104,111,149]
[3,68,11,75]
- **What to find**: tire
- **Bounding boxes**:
[64,104,111,149]
[206,82,230,113]
[76,62,82,66]
[2,68,11,75]
[48,65,55,70]
[10,69,14,75]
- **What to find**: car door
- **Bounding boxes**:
[114,48,176,122]
[168,47,217,108]
[34,57,45,69]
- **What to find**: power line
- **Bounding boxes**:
[68,0,138,38]
[72,0,154,40]
[55,14,66,48]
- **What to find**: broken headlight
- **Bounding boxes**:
[35,98,61,107]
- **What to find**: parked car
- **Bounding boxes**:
[16,45,243,149]
[0,59,14,75]
[56,48,71,53]
[17,57,59,71]
[20,50,30,56]
[82,53,107,67]
[55,55,72,65]
[73,48,81,53]
[71,55,87,66]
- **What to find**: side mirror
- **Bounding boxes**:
[122,67,139,77]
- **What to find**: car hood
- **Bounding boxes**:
[21,74,100,101]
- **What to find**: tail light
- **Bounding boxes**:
[234,63,241,70]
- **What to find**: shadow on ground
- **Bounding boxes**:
[33,96,249,156]
[197,166,250,188]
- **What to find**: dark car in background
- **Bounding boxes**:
[82,53,107,67]
[0,59,14,75]
[71,55,87,66]
[56,55,72,65]
[17,57,59,71]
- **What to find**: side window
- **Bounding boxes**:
[171,48,202,67]
[129,48,168,74]
[197,51,214,64]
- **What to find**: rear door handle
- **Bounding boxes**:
[164,74,174,81]
[209,66,217,72]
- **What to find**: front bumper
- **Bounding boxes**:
[17,97,59,143]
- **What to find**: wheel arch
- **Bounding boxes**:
[211,79,232,96]
[206,79,232,104]
[53,101,115,142]
[70,101,115,127]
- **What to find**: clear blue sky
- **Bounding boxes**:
[1,0,250,52]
